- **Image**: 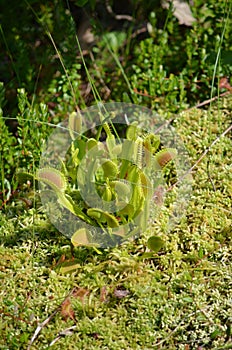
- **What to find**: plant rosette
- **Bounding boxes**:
[38,102,192,248]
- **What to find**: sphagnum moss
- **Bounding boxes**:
[0,1,232,348]
[1,98,231,349]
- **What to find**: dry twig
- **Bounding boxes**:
[27,288,76,350]
[49,325,77,346]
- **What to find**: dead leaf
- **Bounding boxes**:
[161,0,196,26]
[77,13,95,50]
[61,298,76,321]
[100,286,109,303]
[153,185,166,206]
[219,77,232,92]
[72,287,89,302]
[113,288,130,299]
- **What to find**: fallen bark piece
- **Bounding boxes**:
[161,0,196,26]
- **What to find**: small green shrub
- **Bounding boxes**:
[0,85,51,208]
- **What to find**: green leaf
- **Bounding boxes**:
[102,185,112,201]
[69,138,86,164]
[112,180,131,198]
[123,165,146,220]
[39,178,95,225]
[147,236,165,252]
[57,193,77,215]
[103,32,127,53]
[144,134,160,167]
[87,208,102,220]
[111,144,122,155]
[74,0,89,7]
[104,213,120,228]
[134,137,144,168]
[137,252,157,260]
[127,164,140,184]
[126,122,139,141]
[144,134,160,154]
[117,203,134,218]
[103,122,117,155]
[119,158,130,179]
[16,172,35,184]
[140,172,151,197]
[87,208,119,228]
[69,143,80,167]
[64,195,96,225]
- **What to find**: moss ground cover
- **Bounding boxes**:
[0,1,231,349]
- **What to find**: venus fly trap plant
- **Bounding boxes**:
[7,4,192,251]
[36,104,178,249]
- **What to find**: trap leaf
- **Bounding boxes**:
[71,228,90,246]
[101,160,118,179]
[16,172,35,184]
[154,148,177,169]
[87,208,119,228]
[68,111,82,140]
[37,168,67,192]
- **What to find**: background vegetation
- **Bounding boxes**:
[0,0,231,349]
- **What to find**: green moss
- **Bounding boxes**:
[0,1,232,348]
